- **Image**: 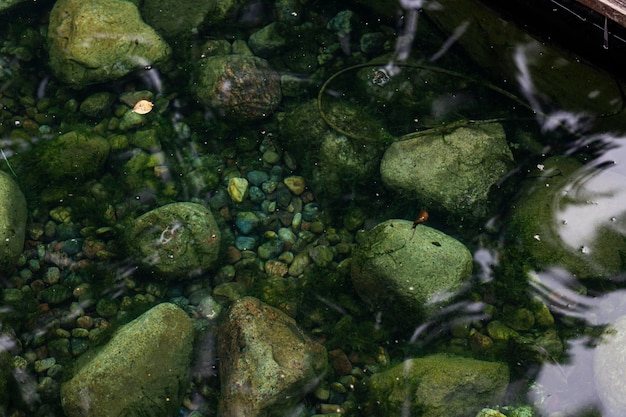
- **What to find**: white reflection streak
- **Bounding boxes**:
[555,134,626,250]
[528,269,594,320]
[473,247,497,283]
[430,20,469,62]
[514,44,588,133]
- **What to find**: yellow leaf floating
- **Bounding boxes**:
[132,100,154,114]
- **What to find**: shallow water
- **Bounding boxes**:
[1,0,626,416]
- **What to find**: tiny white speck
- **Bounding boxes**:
[537,164,544,171]
[533,235,541,241]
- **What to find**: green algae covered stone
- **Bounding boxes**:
[366,353,509,417]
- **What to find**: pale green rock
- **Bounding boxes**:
[60,303,193,417]
[47,0,171,87]
[125,202,221,278]
[351,219,472,322]
[0,172,26,273]
[380,123,514,219]
[367,353,509,417]
[228,177,249,203]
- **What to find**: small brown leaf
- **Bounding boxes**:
[132,100,154,114]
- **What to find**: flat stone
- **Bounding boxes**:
[60,303,194,417]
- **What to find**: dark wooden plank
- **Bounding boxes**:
[577,0,626,26]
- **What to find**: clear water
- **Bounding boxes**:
[0,1,625,416]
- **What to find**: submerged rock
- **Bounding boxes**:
[60,303,194,417]
[194,54,281,121]
[278,99,385,203]
[47,0,171,87]
[35,131,110,182]
[366,353,509,417]
[218,296,328,417]
[351,219,472,324]
[125,202,221,278]
[380,123,514,219]
[0,172,26,274]
[507,155,626,278]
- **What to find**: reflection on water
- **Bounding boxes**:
[0,0,625,416]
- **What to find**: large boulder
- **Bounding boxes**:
[366,353,509,417]
[125,202,222,278]
[193,54,281,121]
[60,303,194,417]
[380,123,514,219]
[351,219,472,324]
[0,172,27,274]
[47,0,171,87]
[507,155,626,278]
[218,296,328,417]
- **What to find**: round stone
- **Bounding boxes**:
[194,54,281,121]
[125,202,221,278]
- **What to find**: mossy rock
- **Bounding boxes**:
[35,130,110,182]
[365,353,509,417]
[507,155,626,278]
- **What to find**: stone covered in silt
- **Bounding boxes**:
[218,296,328,417]
[0,172,26,274]
[125,202,221,278]
[47,0,171,87]
[35,131,110,182]
[351,219,472,324]
[380,123,514,219]
[194,54,281,121]
[366,353,509,417]
[60,303,194,417]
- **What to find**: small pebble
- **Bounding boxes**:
[228,177,249,203]
[76,315,94,329]
[43,267,61,285]
[283,175,306,195]
[264,260,288,276]
[71,328,89,338]
[262,150,280,164]
[34,357,56,373]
